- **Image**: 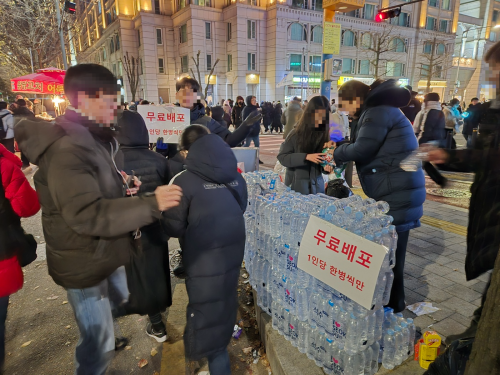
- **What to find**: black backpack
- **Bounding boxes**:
[0,113,10,140]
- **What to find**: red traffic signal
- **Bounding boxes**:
[64,1,76,14]
[375,8,401,22]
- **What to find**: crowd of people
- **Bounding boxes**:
[1,39,500,375]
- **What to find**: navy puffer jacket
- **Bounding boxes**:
[161,134,247,360]
[334,80,426,232]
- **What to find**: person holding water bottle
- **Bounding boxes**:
[277,96,332,195]
[330,79,426,313]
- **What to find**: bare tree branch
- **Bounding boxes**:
[205,58,220,99]
[122,52,140,102]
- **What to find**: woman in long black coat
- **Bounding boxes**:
[117,110,172,342]
[162,127,247,375]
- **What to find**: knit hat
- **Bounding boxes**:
[424,92,440,102]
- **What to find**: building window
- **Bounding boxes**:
[290,23,306,41]
[179,0,186,9]
[441,0,450,10]
[207,54,212,70]
[137,30,141,46]
[227,54,232,72]
[88,12,94,25]
[433,65,443,78]
[102,48,107,60]
[387,62,405,76]
[112,7,117,20]
[115,35,120,50]
[106,12,112,25]
[491,31,498,42]
[361,33,372,49]
[156,29,163,44]
[290,54,302,71]
[205,22,211,39]
[227,23,232,41]
[311,26,323,43]
[246,0,257,5]
[140,58,143,75]
[391,12,410,27]
[342,58,355,74]
[363,4,375,20]
[391,38,406,52]
[180,24,188,43]
[309,55,322,72]
[247,20,256,39]
[292,0,306,8]
[342,30,356,47]
[110,39,115,53]
[181,55,189,73]
[112,63,117,76]
[118,61,123,76]
[494,10,499,24]
[248,53,256,70]
[421,64,430,77]
[439,20,448,33]
[437,43,446,55]
[423,41,433,54]
[154,0,161,13]
[426,16,436,30]
[158,58,165,73]
[358,60,370,75]
[98,0,102,14]
[428,0,438,7]
[345,9,360,18]
[311,0,322,10]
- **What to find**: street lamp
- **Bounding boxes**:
[454,24,500,97]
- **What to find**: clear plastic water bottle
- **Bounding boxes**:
[382,270,394,306]
[393,325,404,366]
[374,307,384,342]
[370,341,380,374]
[343,351,363,375]
[307,325,319,360]
[309,290,323,328]
[382,329,396,370]
[288,314,299,347]
[314,331,327,367]
[333,307,348,349]
[366,310,376,346]
[297,320,310,353]
[364,345,373,374]
[407,318,416,357]
[323,338,335,375]
[283,308,291,340]
[399,321,410,361]
[295,276,309,322]
[271,300,280,331]
[344,313,360,355]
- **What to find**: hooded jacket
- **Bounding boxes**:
[401,98,422,123]
[162,134,247,360]
[14,109,161,289]
[117,110,172,314]
[242,96,261,137]
[0,144,40,297]
[0,109,14,140]
[334,80,426,232]
[188,103,249,146]
[282,100,304,139]
[210,106,227,129]
[463,103,483,136]
[231,101,246,128]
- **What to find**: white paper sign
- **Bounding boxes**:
[137,105,190,143]
[297,215,387,309]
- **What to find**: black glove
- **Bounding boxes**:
[242,110,262,127]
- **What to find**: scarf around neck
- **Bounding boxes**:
[413,101,442,138]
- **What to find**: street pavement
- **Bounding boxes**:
[3,139,480,375]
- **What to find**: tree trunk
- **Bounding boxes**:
[464,252,500,374]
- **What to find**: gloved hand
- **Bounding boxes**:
[241,110,262,128]
[156,137,168,150]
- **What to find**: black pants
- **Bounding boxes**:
[445,128,456,149]
[0,139,14,153]
[388,230,410,313]
[0,296,8,373]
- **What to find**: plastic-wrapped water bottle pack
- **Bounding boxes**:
[242,171,416,374]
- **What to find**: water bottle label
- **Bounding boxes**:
[270,179,276,190]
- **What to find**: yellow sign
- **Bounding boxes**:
[323,0,364,12]
[246,74,260,84]
[417,80,447,88]
[323,22,342,55]
[204,75,217,85]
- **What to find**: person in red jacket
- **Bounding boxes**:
[0,143,40,373]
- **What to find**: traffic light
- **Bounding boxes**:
[64,1,76,14]
[375,8,401,22]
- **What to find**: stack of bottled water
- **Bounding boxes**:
[242,171,416,374]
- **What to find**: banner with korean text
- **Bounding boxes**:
[297,215,387,309]
[137,105,190,143]
[323,22,341,55]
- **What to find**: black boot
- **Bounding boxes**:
[173,261,186,279]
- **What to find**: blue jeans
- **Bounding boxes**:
[0,296,9,373]
[244,135,260,148]
[207,348,231,375]
[66,267,128,375]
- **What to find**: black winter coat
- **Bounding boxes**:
[438,105,500,280]
[463,103,482,136]
[15,109,160,289]
[231,103,245,128]
[242,96,261,137]
[117,110,172,314]
[401,98,421,123]
[334,80,426,232]
[162,134,247,360]
[418,110,446,145]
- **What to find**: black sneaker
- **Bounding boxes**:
[173,261,186,279]
[146,322,168,343]
[115,336,129,351]
[259,159,264,164]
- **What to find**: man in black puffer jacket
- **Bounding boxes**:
[117,110,172,343]
[162,127,247,375]
[242,95,264,163]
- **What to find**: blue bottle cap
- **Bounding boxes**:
[326,338,333,343]
[387,329,395,335]
[355,212,364,221]
[344,206,352,215]
[329,300,334,307]
[394,326,401,332]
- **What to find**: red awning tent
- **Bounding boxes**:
[10,67,65,95]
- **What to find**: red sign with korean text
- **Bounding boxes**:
[137,105,190,143]
[297,215,387,309]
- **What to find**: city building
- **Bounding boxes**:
[74,0,460,104]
